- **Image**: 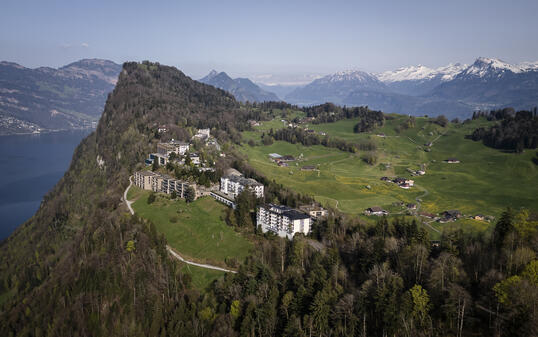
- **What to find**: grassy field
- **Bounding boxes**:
[131,190,253,267]
[180,264,225,291]
[239,115,537,236]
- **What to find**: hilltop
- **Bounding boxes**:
[0,61,251,335]
[0,59,122,135]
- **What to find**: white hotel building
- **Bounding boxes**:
[257,204,311,239]
[220,174,264,199]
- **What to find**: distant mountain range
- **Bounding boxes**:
[285,57,538,119]
[0,59,122,135]
[199,70,279,102]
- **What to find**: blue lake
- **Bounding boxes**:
[0,129,91,240]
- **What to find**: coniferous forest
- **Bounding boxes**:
[0,62,536,337]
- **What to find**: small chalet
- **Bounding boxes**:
[301,165,316,171]
[365,207,388,216]
[393,177,406,184]
[380,176,391,182]
[281,155,295,161]
[472,214,485,221]
[444,158,460,163]
[439,210,462,222]
[407,203,417,210]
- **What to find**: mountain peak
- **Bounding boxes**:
[199,70,278,102]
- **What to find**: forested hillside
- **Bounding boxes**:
[0,62,536,337]
[0,61,255,336]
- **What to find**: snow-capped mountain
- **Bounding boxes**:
[285,70,387,105]
[284,57,538,118]
[377,63,467,83]
[429,57,538,111]
[376,63,467,96]
[199,70,279,102]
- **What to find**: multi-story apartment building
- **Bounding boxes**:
[220,174,264,199]
[157,140,190,156]
[257,204,311,239]
[133,171,191,198]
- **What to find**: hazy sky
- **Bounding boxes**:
[1,0,538,82]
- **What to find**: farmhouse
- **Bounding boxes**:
[301,165,316,171]
[269,153,282,159]
[365,207,388,216]
[439,210,462,222]
[220,173,264,199]
[281,155,295,161]
[444,158,460,163]
[257,204,311,239]
[380,176,392,182]
[407,203,417,210]
[472,214,485,221]
[399,183,411,189]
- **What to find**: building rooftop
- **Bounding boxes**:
[264,204,310,220]
[224,174,263,187]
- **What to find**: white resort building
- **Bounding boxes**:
[220,173,264,199]
[257,204,312,239]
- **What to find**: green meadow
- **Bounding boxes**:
[240,115,538,234]
[131,190,253,268]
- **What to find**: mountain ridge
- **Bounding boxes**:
[285,57,538,118]
[0,58,122,135]
[199,70,279,102]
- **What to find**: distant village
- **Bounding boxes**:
[133,127,327,239]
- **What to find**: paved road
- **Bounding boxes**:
[123,177,237,274]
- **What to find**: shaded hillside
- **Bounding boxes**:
[199,70,279,102]
[0,59,122,134]
[0,61,250,336]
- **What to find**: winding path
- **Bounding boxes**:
[123,176,237,274]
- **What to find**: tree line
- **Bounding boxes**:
[468,108,538,152]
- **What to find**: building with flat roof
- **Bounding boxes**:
[157,140,190,157]
[220,174,264,199]
[133,171,191,198]
[210,190,237,209]
[134,170,157,190]
[257,204,311,239]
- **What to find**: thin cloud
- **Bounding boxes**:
[81,42,89,48]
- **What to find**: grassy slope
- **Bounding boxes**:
[131,189,253,267]
[240,115,537,236]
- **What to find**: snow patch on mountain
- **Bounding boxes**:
[377,63,467,83]
[320,70,380,83]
